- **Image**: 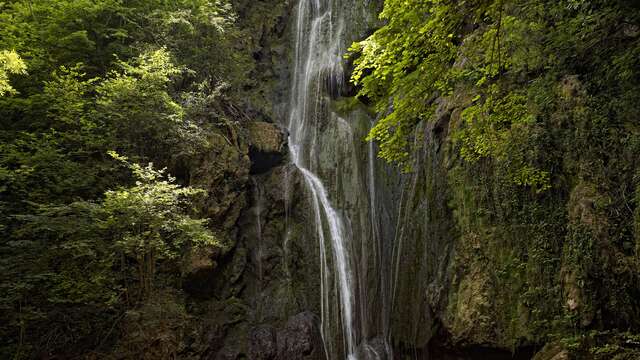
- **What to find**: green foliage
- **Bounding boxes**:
[0,0,245,357]
[43,66,98,131]
[351,0,640,191]
[96,49,196,162]
[105,152,216,298]
[1,154,216,358]
[559,331,640,359]
[0,50,26,96]
[456,86,551,191]
[114,290,191,359]
[356,0,640,349]
[350,0,461,168]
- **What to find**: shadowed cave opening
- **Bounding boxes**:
[249,146,285,175]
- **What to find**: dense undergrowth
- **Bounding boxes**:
[0,0,260,357]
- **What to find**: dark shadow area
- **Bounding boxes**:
[249,146,285,174]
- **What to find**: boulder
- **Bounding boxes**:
[247,121,286,154]
[247,121,288,174]
[249,325,278,360]
[277,312,325,360]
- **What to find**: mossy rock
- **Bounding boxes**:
[247,121,286,154]
[533,343,571,360]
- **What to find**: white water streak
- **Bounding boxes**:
[286,0,357,358]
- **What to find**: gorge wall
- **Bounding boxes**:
[183,0,640,359]
[4,0,638,359]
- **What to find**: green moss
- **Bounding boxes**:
[553,331,640,360]
[330,96,373,117]
[444,143,575,348]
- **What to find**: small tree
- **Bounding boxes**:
[104,151,215,300]
[96,48,197,163]
[0,50,26,96]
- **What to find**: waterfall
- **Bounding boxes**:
[284,0,390,359]
[286,0,356,358]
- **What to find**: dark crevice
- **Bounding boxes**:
[249,146,285,174]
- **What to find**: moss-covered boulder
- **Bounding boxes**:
[247,121,287,174]
[248,121,286,154]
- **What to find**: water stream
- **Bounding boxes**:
[284,0,388,359]
[286,1,356,357]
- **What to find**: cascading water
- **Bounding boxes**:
[286,0,356,358]
[284,0,390,359]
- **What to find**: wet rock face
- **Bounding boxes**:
[355,337,391,360]
[214,348,242,360]
[249,325,278,360]
[201,162,323,359]
[191,131,251,234]
[277,312,325,359]
[248,312,326,360]
[248,121,288,174]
